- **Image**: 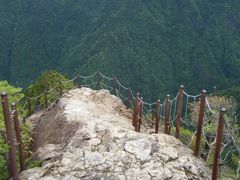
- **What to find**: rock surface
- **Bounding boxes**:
[20,88,211,180]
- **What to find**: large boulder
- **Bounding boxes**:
[20,88,211,180]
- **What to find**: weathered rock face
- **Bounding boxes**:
[20,88,211,180]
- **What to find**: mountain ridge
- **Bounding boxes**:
[20,87,211,179]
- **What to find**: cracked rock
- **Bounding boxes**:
[20,88,211,180]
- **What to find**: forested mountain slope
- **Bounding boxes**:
[1,0,240,100]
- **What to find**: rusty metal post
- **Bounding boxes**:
[113,77,117,96]
[135,94,140,132]
[138,98,143,132]
[76,75,81,88]
[132,96,136,126]
[175,85,184,138]
[194,90,206,157]
[127,88,131,109]
[168,126,172,135]
[44,91,48,109]
[12,103,25,171]
[155,100,160,133]
[212,107,226,180]
[96,71,101,90]
[35,96,41,111]
[151,110,154,128]
[212,86,216,96]
[164,95,170,134]
[27,97,32,116]
[1,92,18,179]
[132,93,139,131]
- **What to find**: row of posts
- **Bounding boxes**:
[71,74,222,179]
[1,93,25,180]
[1,75,84,179]
[131,85,224,180]
[1,76,84,179]
[1,72,223,179]
[3,73,117,179]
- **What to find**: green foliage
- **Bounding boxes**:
[26,158,43,169]
[1,1,240,101]
[189,95,240,178]
[219,86,240,122]
[206,141,215,166]
[219,149,240,179]
[21,122,32,156]
[0,81,24,128]
[0,72,72,179]
[24,70,74,110]
[0,133,9,180]
[171,127,206,154]
[231,153,240,171]
[188,132,205,154]
[178,127,194,146]
[0,81,24,130]
[0,1,240,178]
[203,123,217,134]
[25,70,73,96]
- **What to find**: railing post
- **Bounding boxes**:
[194,90,206,157]
[175,85,184,138]
[59,80,63,96]
[212,86,216,96]
[27,97,32,116]
[35,96,41,111]
[76,75,81,88]
[96,71,101,90]
[44,91,48,109]
[1,92,18,180]
[113,77,117,96]
[132,93,139,131]
[127,88,131,109]
[11,103,25,171]
[212,107,226,180]
[155,100,160,133]
[138,98,143,132]
[151,110,154,128]
[164,95,170,134]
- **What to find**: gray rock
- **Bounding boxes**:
[124,138,152,161]
[20,88,211,180]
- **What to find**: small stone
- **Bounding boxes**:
[124,139,152,161]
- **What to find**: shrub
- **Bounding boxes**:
[24,70,75,112]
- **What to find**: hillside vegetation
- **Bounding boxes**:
[0,0,240,100]
[0,71,239,179]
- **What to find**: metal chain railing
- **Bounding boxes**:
[2,71,239,179]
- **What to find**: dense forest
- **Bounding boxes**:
[1,1,240,179]
[1,0,240,101]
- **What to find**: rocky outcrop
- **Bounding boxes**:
[20,88,211,180]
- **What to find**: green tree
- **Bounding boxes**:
[24,70,74,111]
